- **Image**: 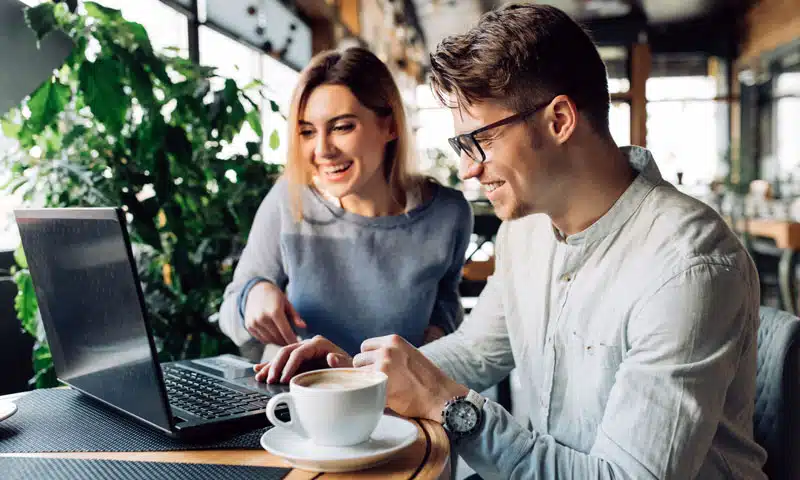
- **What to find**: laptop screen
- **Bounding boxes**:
[15,208,174,434]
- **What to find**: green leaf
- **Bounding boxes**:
[128,22,154,55]
[31,342,59,389]
[242,80,262,91]
[269,129,280,150]
[83,2,123,22]
[13,246,28,270]
[1,118,21,138]
[126,57,155,105]
[61,125,88,148]
[270,100,280,113]
[223,79,238,105]
[26,80,69,134]
[24,3,58,42]
[9,177,30,194]
[246,109,263,137]
[165,126,192,161]
[13,271,38,337]
[55,0,78,13]
[78,58,129,134]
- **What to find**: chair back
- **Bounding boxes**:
[755,306,800,479]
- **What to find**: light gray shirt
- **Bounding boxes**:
[421,147,767,479]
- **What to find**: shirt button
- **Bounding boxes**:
[560,273,572,282]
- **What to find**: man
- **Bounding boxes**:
[255,3,767,478]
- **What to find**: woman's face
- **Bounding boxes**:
[298,84,396,200]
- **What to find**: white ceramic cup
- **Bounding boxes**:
[265,368,388,446]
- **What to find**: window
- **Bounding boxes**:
[645,55,729,189]
[261,54,299,164]
[609,101,630,146]
[412,85,482,198]
[96,0,189,56]
[600,46,631,147]
[773,70,800,175]
[600,46,630,94]
[199,26,300,162]
[199,26,263,159]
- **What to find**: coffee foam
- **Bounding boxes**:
[296,370,383,390]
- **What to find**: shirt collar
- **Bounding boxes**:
[556,146,663,246]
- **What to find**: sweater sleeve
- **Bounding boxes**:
[428,192,473,333]
[218,178,289,346]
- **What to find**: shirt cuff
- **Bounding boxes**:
[237,277,269,329]
[456,399,537,478]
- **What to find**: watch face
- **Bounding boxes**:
[446,401,479,433]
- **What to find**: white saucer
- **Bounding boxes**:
[260,414,418,473]
[0,400,17,422]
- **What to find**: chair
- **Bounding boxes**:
[755,306,800,479]
[746,236,799,314]
[0,249,34,394]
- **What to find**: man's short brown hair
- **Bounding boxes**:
[430,3,610,136]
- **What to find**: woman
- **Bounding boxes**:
[219,47,473,364]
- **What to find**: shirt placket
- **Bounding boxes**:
[541,241,583,429]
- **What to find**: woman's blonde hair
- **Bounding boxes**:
[284,47,420,220]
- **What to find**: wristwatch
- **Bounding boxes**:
[441,390,485,440]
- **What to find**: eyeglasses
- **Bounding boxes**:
[447,101,551,164]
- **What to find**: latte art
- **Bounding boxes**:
[297,371,382,390]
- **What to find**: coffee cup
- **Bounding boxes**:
[265,368,388,446]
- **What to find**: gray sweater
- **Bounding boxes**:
[219,177,473,356]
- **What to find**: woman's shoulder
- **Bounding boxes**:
[263,174,290,201]
[420,178,472,218]
[262,175,318,209]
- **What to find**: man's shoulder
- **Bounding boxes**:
[628,183,755,283]
[638,183,740,254]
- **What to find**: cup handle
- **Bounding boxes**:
[266,392,307,438]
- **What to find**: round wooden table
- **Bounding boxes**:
[0,392,451,479]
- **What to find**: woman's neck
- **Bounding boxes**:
[339,177,405,217]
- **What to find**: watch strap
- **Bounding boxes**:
[465,389,486,410]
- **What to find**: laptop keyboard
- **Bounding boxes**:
[162,366,270,420]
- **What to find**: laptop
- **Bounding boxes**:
[14,207,289,439]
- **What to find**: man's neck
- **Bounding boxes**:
[550,143,636,237]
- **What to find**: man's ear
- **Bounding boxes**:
[545,95,578,145]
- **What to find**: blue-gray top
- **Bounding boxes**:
[219,177,473,356]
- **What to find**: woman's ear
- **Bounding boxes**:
[381,115,398,141]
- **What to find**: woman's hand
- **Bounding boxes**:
[244,281,307,346]
[253,335,353,383]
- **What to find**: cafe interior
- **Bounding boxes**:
[1,0,799,478]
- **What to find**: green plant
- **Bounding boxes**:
[1,1,283,388]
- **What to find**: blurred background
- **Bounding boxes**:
[0,1,798,476]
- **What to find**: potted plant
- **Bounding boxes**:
[1,1,283,388]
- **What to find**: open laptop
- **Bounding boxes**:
[14,207,289,439]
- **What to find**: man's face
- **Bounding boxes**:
[451,102,563,220]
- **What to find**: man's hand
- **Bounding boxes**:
[244,281,307,346]
[253,335,353,383]
[353,334,468,421]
